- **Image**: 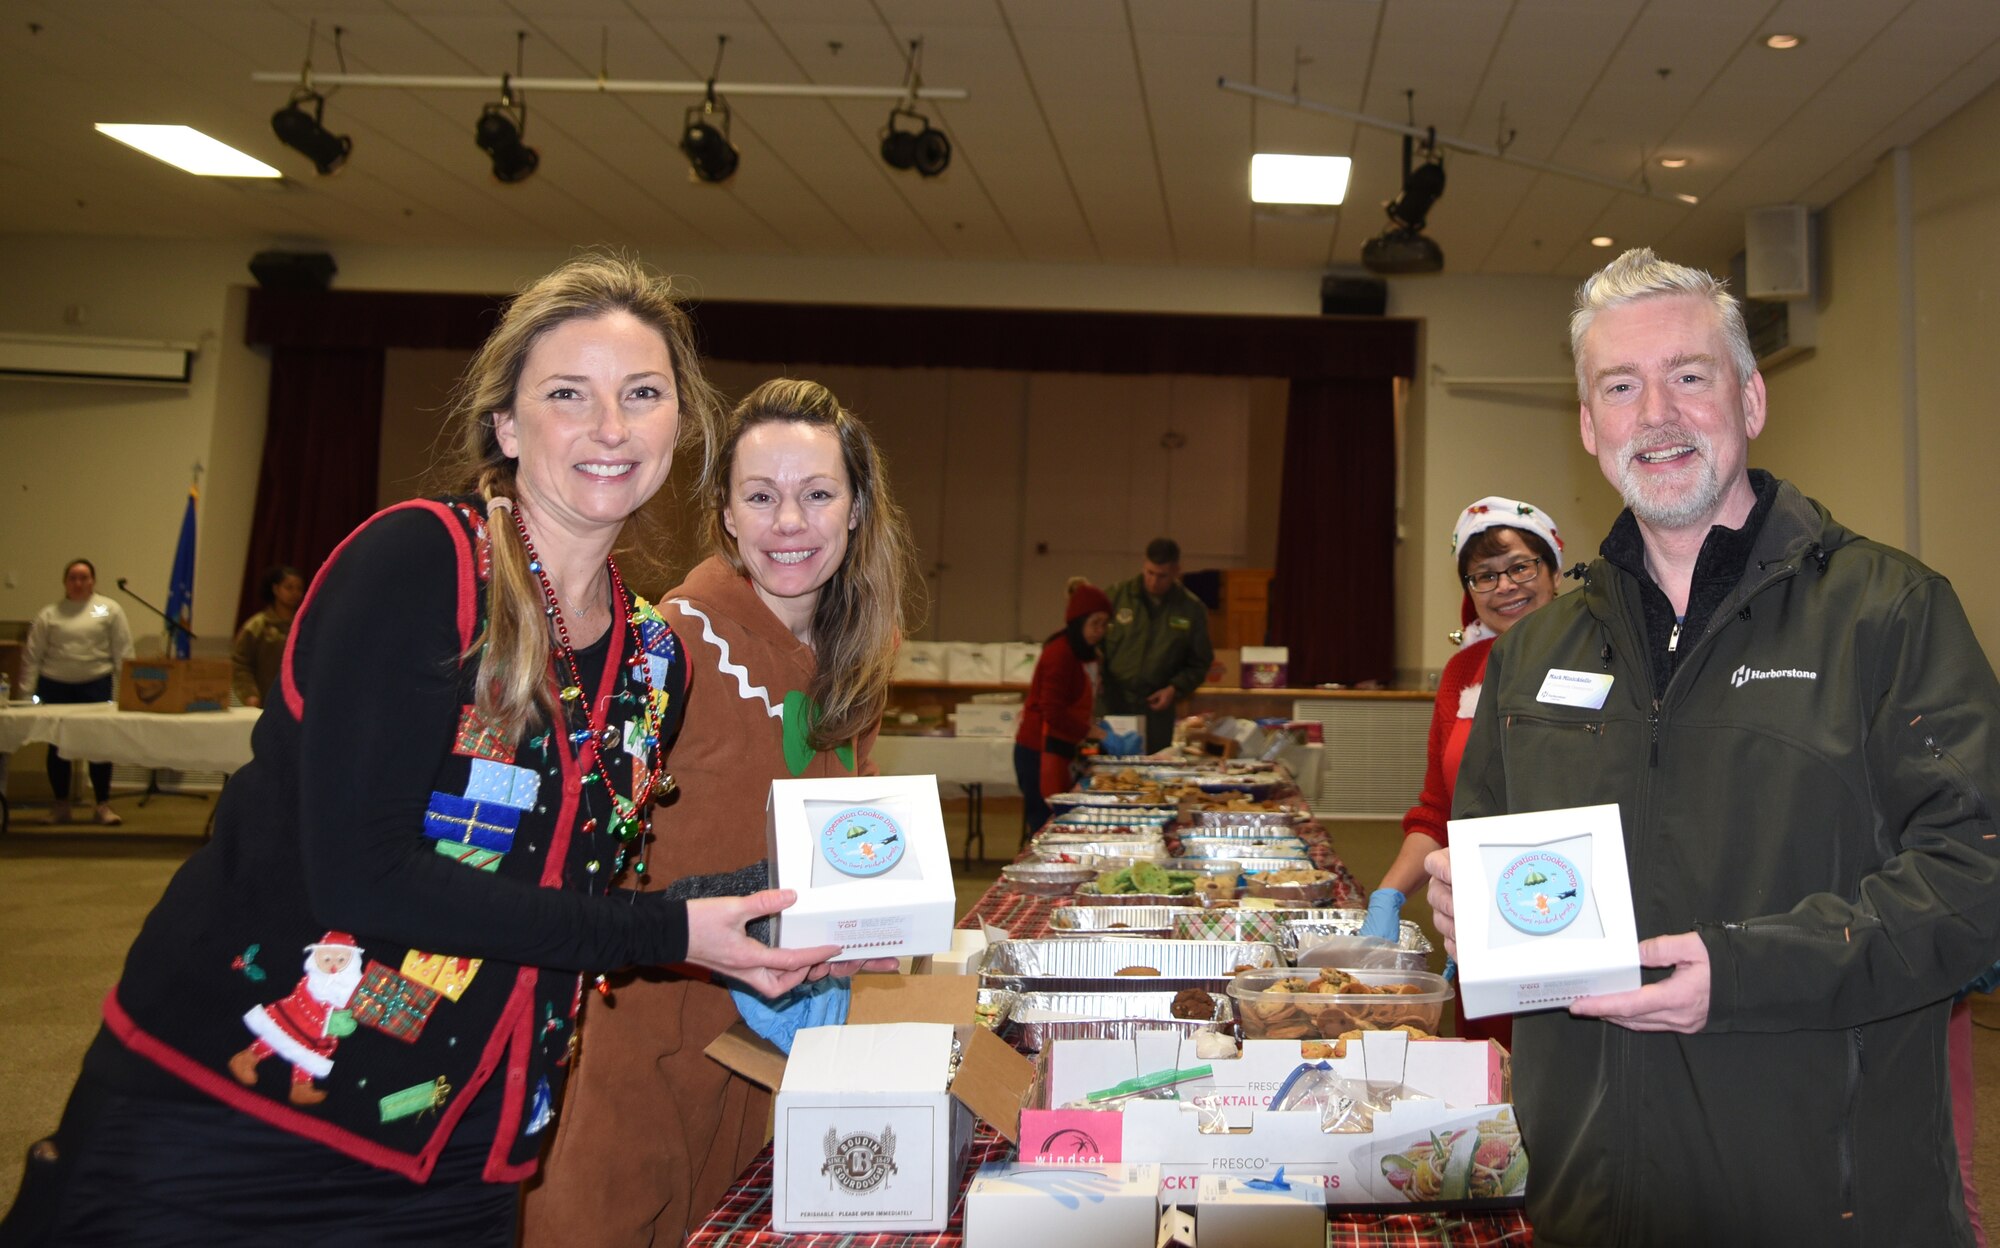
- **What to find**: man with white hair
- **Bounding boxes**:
[1424,248,2000,1245]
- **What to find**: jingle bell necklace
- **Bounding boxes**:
[511,508,671,885]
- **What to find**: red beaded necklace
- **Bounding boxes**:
[510,508,670,887]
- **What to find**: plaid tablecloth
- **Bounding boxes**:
[685,1129,1532,1247]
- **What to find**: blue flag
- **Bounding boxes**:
[164,486,197,658]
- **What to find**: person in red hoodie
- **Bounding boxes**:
[1013,578,1113,832]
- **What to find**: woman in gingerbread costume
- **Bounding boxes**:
[525,378,918,1247]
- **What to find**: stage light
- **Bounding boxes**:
[475,79,538,184]
[269,91,350,175]
[1363,132,1446,275]
[681,89,739,183]
[881,107,952,177]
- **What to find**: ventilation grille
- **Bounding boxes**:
[1290,698,1431,819]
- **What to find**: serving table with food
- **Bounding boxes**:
[685,756,1533,1247]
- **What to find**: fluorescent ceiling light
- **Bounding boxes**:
[1250,153,1351,205]
[95,124,281,177]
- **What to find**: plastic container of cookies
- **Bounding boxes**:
[1226,968,1452,1038]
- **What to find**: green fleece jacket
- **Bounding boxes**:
[1457,478,2000,1247]
[1095,577,1213,715]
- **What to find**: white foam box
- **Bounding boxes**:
[767,774,957,959]
[946,641,1005,684]
[1189,1173,1327,1247]
[964,1161,1162,1248]
[1447,802,1641,1019]
[999,641,1043,685]
[893,640,948,682]
[953,702,1021,739]
[769,1000,1036,1235]
[1239,646,1290,690]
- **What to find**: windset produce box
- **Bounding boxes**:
[706,974,1037,1235]
[1017,1030,1524,1209]
[766,774,956,960]
[117,657,231,713]
[1448,803,1641,1018]
[953,701,1021,739]
[1239,646,1291,689]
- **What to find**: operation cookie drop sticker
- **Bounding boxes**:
[1495,849,1584,935]
[819,807,905,878]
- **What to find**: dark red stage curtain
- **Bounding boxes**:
[1270,378,1397,687]
[234,346,386,626]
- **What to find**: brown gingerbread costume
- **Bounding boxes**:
[522,555,873,1247]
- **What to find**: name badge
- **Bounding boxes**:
[1536,668,1613,710]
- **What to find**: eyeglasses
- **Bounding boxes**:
[1464,558,1545,593]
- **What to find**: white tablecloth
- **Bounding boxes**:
[0,703,259,772]
[871,734,1019,793]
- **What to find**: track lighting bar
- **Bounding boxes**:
[249,72,967,101]
[1217,78,1697,208]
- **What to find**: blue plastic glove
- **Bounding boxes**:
[1359,887,1405,941]
[1097,722,1145,756]
[1442,957,1457,983]
[730,976,850,1055]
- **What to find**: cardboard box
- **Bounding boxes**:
[964,1161,1161,1248]
[1239,646,1290,690]
[999,642,1043,685]
[1447,803,1641,1019]
[1020,1032,1520,1206]
[893,640,948,682]
[707,974,1038,1236]
[1190,1173,1327,1247]
[946,642,1005,684]
[911,923,1006,977]
[117,657,232,713]
[1206,648,1242,689]
[953,703,1021,739]
[767,774,956,959]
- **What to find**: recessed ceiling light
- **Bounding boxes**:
[1658,156,1690,169]
[95,124,281,177]
[1764,33,1803,50]
[1591,236,1616,248]
[1250,153,1352,206]
[1674,192,1701,205]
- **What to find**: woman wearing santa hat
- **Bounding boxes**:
[1013,577,1114,832]
[1358,496,1564,1047]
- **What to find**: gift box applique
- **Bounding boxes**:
[400,949,481,1002]
[432,841,503,871]
[351,961,442,1043]
[422,792,519,853]
[379,1076,451,1124]
[454,706,514,763]
[464,758,540,811]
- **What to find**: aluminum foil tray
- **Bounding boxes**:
[1195,781,1278,800]
[1071,886,1204,907]
[1049,791,1177,810]
[1046,905,1184,936]
[1000,861,1100,896]
[1284,917,1434,956]
[1006,990,1237,1051]
[1048,810,1176,828]
[1033,841,1168,864]
[1179,838,1309,859]
[979,937,1282,993]
[975,987,1018,1032]
[1233,856,1330,874]
[1190,810,1303,828]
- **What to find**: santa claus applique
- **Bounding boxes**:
[230,931,365,1106]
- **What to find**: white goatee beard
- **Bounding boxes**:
[1615,425,1723,530]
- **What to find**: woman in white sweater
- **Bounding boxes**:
[23,558,134,824]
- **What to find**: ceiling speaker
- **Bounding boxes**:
[1744,205,1813,301]
[249,250,337,292]
[1321,275,1388,316]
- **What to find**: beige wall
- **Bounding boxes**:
[0,238,267,651]
[1761,79,2000,655]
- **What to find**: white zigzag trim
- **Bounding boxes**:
[668,598,783,719]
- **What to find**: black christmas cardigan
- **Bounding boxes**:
[98,499,691,1182]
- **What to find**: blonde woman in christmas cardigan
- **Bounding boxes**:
[526,378,918,1248]
[0,259,858,1248]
